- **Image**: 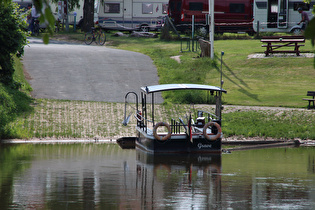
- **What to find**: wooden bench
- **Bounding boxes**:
[302,91,315,109]
[261,36,305,56]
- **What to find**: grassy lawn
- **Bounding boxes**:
[213,39,314,107]
[88,32,314,108]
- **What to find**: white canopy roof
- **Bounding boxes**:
[141,84,227,94]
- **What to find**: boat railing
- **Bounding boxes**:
[136,110,221,135]
[135,113,153,129]
[171,118,182,134]
[201,110,218,119]
[170,113,221,135]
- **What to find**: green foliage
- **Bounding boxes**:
[304,0,315,68]
[0,2,32,139]
[304,18,315,68]
[305,18,315,45]
[0,2,27,85]
[0,57,34,139]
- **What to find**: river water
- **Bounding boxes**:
[0,143,314,209]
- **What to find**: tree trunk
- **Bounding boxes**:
[82,0,95,32]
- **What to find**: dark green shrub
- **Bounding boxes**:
[0,2,27,86]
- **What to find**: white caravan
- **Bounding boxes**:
[96,0,168,31]
[253,0,314,34]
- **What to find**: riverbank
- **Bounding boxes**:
[6,98,315,142]
[3,137,315,153]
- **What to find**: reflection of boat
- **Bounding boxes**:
[136,150,222,207]
[137,150,222,175]
[123,84,227,154]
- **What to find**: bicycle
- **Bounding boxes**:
[84,27,106,45]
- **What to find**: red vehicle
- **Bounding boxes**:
[168,0,254,34]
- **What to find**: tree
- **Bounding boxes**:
[50,0,95,32]
[0,2,27,86]
[304,0,315,67]
[82,0,95,32]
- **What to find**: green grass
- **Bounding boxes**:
[90,33,314,107]
[213,39,314,107]
[223,110,315,139]
[0,57,34,139]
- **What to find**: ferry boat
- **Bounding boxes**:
[122,84,227,154]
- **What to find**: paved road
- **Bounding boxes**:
[23,37,162,103]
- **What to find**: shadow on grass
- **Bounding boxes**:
[0,85,34,139]
[214,55,260,102]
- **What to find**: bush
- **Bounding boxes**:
[0,2,27,86]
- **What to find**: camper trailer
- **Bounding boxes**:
[96,0,169,31]
[167,0,255,34]
[253,0,314,34]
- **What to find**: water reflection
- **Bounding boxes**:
[136,152,221,209]
[220,148,315,209]
[309,154,315,174]
[0,144,314,209]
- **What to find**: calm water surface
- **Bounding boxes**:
[0,143,314,209]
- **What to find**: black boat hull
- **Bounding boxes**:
[136,131,221,154]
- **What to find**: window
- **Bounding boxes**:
[143,3,153,14]
[230,3,245,13]
[256,2,267,9]
[270,4,278,13]
[189,2,203,11]
[104,3,120,13]
[162,3,168,14]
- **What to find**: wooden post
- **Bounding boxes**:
[198,39,211,57]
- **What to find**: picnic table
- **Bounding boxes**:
[261,36,305,56]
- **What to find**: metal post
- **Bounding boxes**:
[257,21,260,38]
[220,51,224,120]
[152,93,154,126]
[192,15,195,51]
